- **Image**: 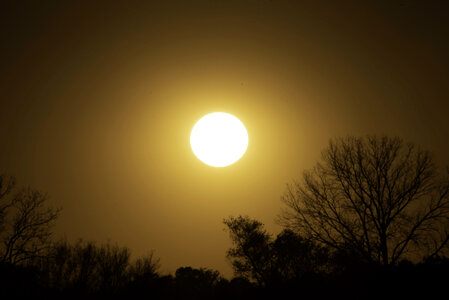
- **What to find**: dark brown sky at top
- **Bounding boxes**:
[1,0,449,277]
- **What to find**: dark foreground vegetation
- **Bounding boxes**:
[2,136,449,299]
[1,237,449,299]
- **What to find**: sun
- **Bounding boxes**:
[190,112,248,167]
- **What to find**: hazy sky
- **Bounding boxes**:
[1,1,449,277]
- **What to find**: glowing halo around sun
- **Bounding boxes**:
[190,112,248,167]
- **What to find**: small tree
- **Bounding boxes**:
[280,136,449,266]
[0,175,60,265]
[128,250,160,282]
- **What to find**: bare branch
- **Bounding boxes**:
[0,187,61,265]
[280,136,449,266]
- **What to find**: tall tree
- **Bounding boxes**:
[280,136,449,266]
[0,176,60,265]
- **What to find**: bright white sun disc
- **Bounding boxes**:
[190,112,248,167]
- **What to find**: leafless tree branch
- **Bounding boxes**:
[279,136,449,266]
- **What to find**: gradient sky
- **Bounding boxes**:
[1,1,449,277]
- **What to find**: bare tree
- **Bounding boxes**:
[0,175,15,233]
[280,136,449,266]
[128,250,161,280]
[0,179,61,265]
[42,239,161,294]
[97,241,131,292]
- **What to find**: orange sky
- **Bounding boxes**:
[1,1,449,277]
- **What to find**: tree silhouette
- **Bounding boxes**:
[0,175,15,231]
[45,239,102,293]
[273,229,330,280]
[0,175,60,265]
[224,216,273,286]
[126,251,162,298]
[39,239,161,296]
[174,266,224,298]
[224,216,330,287]
[280,136,449,266]
[128,250,161,282]
[96,242,131,292]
